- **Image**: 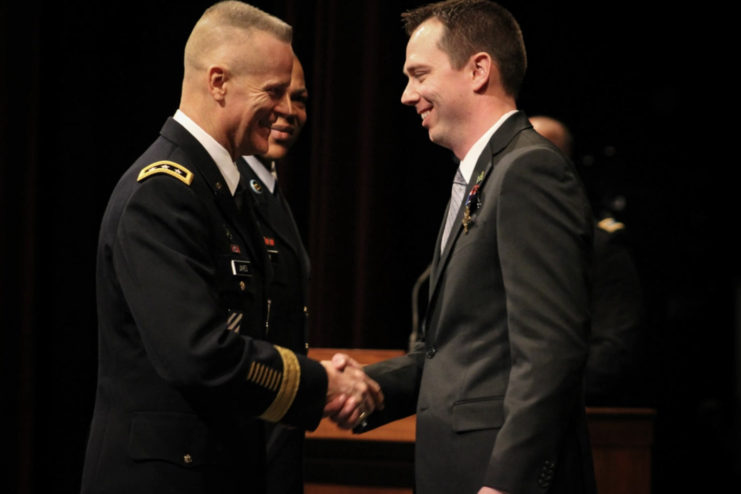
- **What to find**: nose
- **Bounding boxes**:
[275,91,294,119]
[401,79,418,106]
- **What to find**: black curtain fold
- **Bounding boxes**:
[1,2,40,493]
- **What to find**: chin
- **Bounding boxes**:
[247,139,269,157]
[264,143,289,161]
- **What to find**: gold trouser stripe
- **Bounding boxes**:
[259,346,300,423]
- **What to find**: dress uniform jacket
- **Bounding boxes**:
[361,112,597,494]
[239,158,310,494]
[81,118,327,494]
[586,218,644,406]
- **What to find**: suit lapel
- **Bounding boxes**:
[426,111,533,322]
[429,203,448,292]
[159,118,272,287]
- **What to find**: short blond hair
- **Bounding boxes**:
[184,1,292,72]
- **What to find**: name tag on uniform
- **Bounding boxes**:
[231,260,252,277]
[268,249,280,264]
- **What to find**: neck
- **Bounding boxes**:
[255,155,272,171]
[179,96,238,162]
[453,96,516,159]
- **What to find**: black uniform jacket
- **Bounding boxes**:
[238,158,311,494]
[81,118,327,494]
[586,218,645,406]
[361,112,597,494]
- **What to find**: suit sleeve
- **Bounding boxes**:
[356,339,427,431]
[485,146,592,490]
[113,175,327,430]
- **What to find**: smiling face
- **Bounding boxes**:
[401,20,473,156]
[262,58,308,160]
[222,30,294,157]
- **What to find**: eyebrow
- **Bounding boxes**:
[403,64,425,76]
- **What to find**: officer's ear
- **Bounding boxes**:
[208,65,228,102]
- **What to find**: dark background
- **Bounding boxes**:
[2,1,736,493]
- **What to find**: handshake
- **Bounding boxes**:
[320,354,384,430]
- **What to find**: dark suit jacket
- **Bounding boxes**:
[239,158,311,494]
[362,112,596,494]
[81,118,327,494]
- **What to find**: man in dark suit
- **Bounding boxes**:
[330,2,596,493]
[81,3,380,493]
[238,55,310,494]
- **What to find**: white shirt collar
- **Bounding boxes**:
[458,110,519,184]
[173,110,241,195]
[243,155,276,194]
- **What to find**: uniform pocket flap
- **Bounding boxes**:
[452,397,505,433]
[128,412,230,467]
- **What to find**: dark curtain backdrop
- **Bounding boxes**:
[1,1,734,493]
[2,1,41,493]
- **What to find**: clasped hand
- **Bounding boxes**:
[321,354,384,429]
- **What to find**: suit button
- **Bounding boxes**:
[239,281,246,291]
[184,454,193,464]
[426,347,436,358]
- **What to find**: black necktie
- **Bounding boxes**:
[234,177,246,212]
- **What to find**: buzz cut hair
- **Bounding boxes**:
[402,0,527,98]
[184,1,292,72]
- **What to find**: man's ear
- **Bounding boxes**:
[470,53,493,93]
[208,65,228,101]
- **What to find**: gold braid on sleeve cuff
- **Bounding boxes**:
[258,346,301,423]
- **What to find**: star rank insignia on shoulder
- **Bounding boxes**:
[598,217,626,233]
[137,160,194,186]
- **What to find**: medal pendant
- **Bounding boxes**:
[463,207,472,233]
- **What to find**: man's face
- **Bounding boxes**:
[225,31,294,157]
[263,59,308,160]
[401,20,470,152]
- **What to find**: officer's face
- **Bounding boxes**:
[226,31,294,157]
[262,59,308,161]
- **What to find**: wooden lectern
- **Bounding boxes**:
[305,349,655,494]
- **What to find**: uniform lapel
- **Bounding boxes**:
[238,159,310,295]
[238,159,307,266]
[159,118,272,287]
[278,192,311,279]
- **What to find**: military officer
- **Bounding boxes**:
[81,3,380,493]
[239,56,310,494]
